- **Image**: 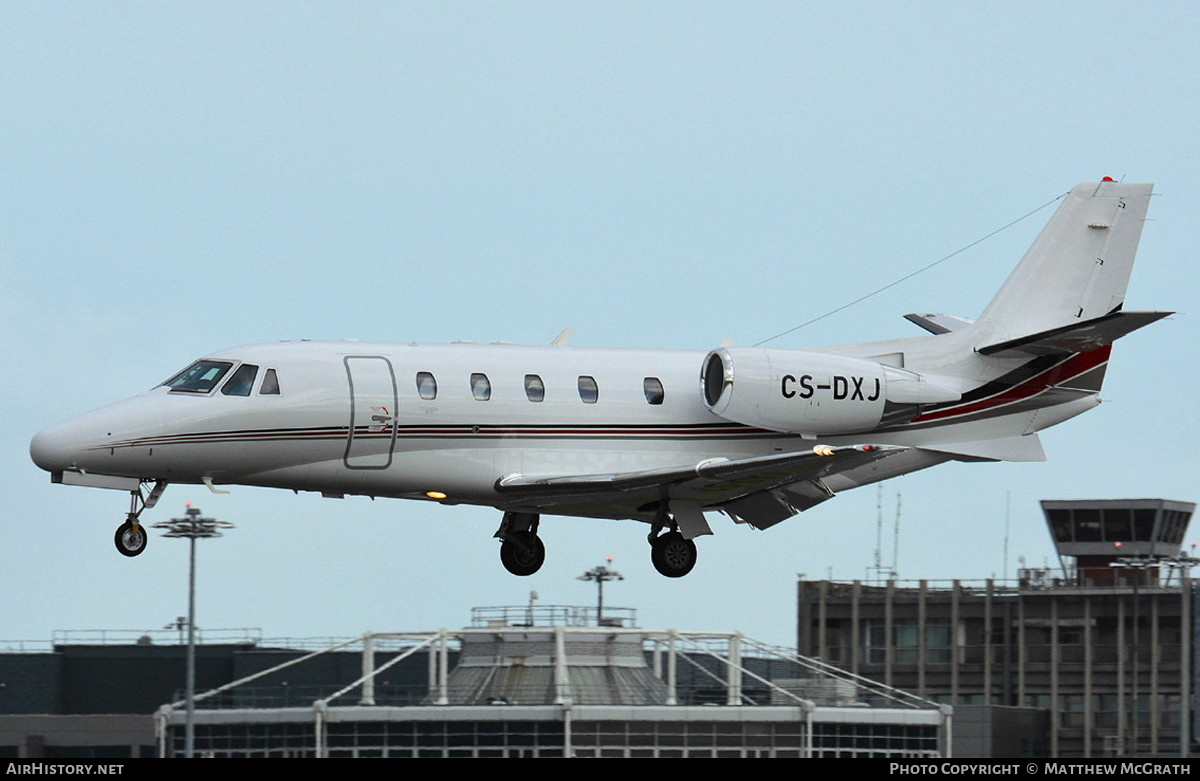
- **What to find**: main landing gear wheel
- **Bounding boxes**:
[114,519,148,558]
[650,531,697,578]
[500,530,545,576]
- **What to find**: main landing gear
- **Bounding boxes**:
[649,530,697,578]
[495,511,545,576]
[114,481,167,557]
[492,508,701,578]
[646,504,699,577]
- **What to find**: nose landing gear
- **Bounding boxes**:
[113,481,167,558]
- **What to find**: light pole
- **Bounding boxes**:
[153,504,233,758]
[577,557,623,626]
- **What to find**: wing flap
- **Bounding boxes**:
[722,490,810,529]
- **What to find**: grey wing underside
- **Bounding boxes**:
[493,444,916,529]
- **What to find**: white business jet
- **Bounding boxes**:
[30,180,1169,578]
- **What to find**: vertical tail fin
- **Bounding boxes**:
[973,180,1154,351]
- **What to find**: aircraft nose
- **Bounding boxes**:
[30,421,84,473]
[30,395,164,475]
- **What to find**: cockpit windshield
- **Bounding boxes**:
[161,360,233,393]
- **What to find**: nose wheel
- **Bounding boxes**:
[115,517,148,557]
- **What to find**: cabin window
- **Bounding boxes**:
[221,364,259,396]
[260,368,281,395]
[577,375,598,404]
[471,373,492,401]
[524,374,545,402]
[162,360,233,394]
[416,371,438,400]
[644,377,665,405]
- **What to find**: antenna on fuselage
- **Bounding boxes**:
[551,328,575,347]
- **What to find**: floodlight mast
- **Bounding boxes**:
[152,504,234,759]
[577,558,624,626]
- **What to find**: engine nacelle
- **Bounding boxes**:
[700,347,961,435]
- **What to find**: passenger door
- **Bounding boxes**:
[343,355,398,469]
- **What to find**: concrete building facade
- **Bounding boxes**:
[796,499,1198,758]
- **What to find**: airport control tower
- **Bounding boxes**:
[798,497,1199,757]
[1039,499,1197,585]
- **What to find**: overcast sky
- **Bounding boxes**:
[3,2,1198,650]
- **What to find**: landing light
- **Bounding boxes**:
[426,491,447,500]
[813,445,835,457]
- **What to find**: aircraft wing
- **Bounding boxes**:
[494,444,909,530]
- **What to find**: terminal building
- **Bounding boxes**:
[797,498,1198,758]
[1,606,948,759]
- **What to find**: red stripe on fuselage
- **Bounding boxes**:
[912,345,1111,424]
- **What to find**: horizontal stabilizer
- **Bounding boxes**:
[904,313,975,335]
[977,310,1171,357]
[919,434,1046,463]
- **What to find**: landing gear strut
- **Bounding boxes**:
[113,481,167,558]
[495,511,545,576]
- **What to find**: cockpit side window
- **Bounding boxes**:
[221,364,259,396]
[162,360,233,394]
[260,368,281,395]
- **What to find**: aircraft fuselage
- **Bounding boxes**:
[28,180,1168,577]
